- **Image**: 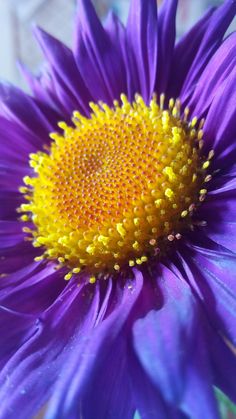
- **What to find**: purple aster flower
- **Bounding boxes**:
[1,0,236,417]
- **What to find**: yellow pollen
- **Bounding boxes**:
[20,94,211,277]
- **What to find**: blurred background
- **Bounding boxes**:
[0,0,235,89]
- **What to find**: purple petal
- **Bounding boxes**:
[180,0,236,101]
[133,264,219,418]
[0,306,36,370]
[166,7,215,99]
[197,187,236,252]
[0,221,26,249]
[179,234,236,346]
[0,279,100,419]
[126,0,158,101]
[18,62,62,113]
[0,83,61,142]
[206,325,236,404]
[45,271,143,419]
[0,114,42,156]
[73,0,126,105]
[203,68,236,167]
[187,32,236,118]
[0,191,23,221]
[0,263,66,316]
[34,27,92,117]
[155,0,178,94]
[129,351,185,419]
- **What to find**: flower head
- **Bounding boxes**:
[1,0,236,418]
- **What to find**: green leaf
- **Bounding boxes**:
[215,387,236,418]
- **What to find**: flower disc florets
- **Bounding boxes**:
[20,94,212,281]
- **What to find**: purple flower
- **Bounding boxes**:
[1,0,236,418]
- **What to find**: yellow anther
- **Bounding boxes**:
[72,268,81,274]
[133,241,139,251]
[181,210,188,218]
[165,188,174,199]
[155,199,162,208]
[86,244,96,255]
[23,176,33,185]
[20,214,29,222]
[191,117,198,127]
[98,235,110,246]
[129,260,135,267]
[34,256,44,262]
[202,161,210,170]
[64,272,73,281]
[19,187,29,194]
[164,167,176,181]
[116,223,126,237]
[89,276,96,284]
[169,98,175,109]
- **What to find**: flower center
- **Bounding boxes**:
[20,94,212,282]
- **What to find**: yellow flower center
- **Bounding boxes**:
[20,94,212,282]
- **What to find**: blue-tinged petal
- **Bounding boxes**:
[133,264,219,419]
[34,27,92,117]
[129,350,186,419]
[155,0,177,94]
[180,0,236,101]
[187,32,236,117]
[0,279,100,419]
[203,69,236,167]
[45,271,143,419]
[79,334,134,419]
[74,0,126,105]
[104,11,125,47]
[179,233,236,346]
[126,0,158,101]
[166,7,215,99]
[0,84,61,142]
